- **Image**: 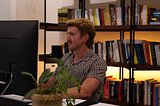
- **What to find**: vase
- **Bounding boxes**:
[31,93,63,106]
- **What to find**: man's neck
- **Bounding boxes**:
[73,48,90,63]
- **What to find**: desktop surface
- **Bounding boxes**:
[0,98,28,106]
[0,94,119,106]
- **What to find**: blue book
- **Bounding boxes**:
[126,43,130,62]
[155,86,158,106]
[138,44,146,64]
[98,8,102,26]
[135,44,141,64]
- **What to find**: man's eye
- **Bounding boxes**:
[70,33,74,35]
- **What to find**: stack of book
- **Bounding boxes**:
[58,4,160,26]
[92,39,160,66]
[102,77,160,106]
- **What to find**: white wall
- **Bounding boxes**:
[0,0,10,20]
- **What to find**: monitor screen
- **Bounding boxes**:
[0,20,38,96]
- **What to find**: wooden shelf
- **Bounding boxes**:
[135,25,160,31]
[134,64,160,70]
[39,55,160,70]
[101,98,150,106]
[39,54,55,63]
[40,22,131,31]
[40,22,160,31]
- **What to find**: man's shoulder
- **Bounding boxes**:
[89,52,106,64]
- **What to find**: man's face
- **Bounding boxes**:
[66,26,86,51]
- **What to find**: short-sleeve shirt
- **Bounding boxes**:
[54,49,107,102]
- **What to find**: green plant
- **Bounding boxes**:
[21,57,81,106]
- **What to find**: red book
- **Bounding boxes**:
[118,81,122,100]
[145,44,151,65]
[104,77,117,99]
[106,75,113,78]
[100,8,105,26]
[104,79,110,99]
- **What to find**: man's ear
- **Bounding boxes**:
[83,34,89,42]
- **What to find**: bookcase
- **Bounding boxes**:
[40,0,160,106]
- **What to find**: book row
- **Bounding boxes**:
[92,39,160,66]
[57,4,160,26]
[102,77,160,106]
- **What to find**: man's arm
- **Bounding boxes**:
[41,76,55,88]
[64,77,100,99]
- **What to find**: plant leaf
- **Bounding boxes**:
[51,57,64,66]
[22,88,37,100]
[21,71,37,85]
[54,71,71,81]
[21,71,32,76]
[39,69,54,83]
[69,76,81,94]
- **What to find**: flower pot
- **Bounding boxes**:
[31,93,63,106]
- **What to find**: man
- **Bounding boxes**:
[44,18,107,102]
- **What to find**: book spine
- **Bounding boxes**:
[100,8,105,26]
[155,86,158,106]
[104,79,110,99]
[98,8,102,26]
[118,81,122,100]
[96,8,100,26]
[93,8,98,26]
[148,81,151,105]
[123,79,128,101]
[148,44,153,65]
[144,80,148,105]
[150,42,157,65]
[145,44,151,65]
[104,4,112,25]
[116,7,122,25]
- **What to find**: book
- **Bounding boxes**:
[150,42,158,65]
[141,4,155,25]
[135,44,141,64]
[148,44,153,65]
[154,44,160,65]
[96,8,100,26]
[125,5,129,25]
[104,78,110,99]
[104,4,116,25]
[102,42,107,61]
[116,7,122,25]
[122,79,128,101]
[121,42,127,63]
[142,40,149,64]
[114,40,120,62]
[98,8,102,26]
[93,8,98,26]
[118,81,122,100]
[100,8,105,26]
[145,44,151,65]
[137,44,145,64]
[144,78,154,105]
[155,84,160,106]
[58,8,63,26]
[89,8,95,25]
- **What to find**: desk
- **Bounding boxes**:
[0,98,28,106]
[0,98,119,106]
[0,94,119,106]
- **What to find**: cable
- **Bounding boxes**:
[0,74,13,97]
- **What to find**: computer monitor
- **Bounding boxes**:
[0,20,38,96]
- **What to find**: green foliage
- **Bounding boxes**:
[21,57,81,106]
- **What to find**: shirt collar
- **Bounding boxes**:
[71,49,93,64]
